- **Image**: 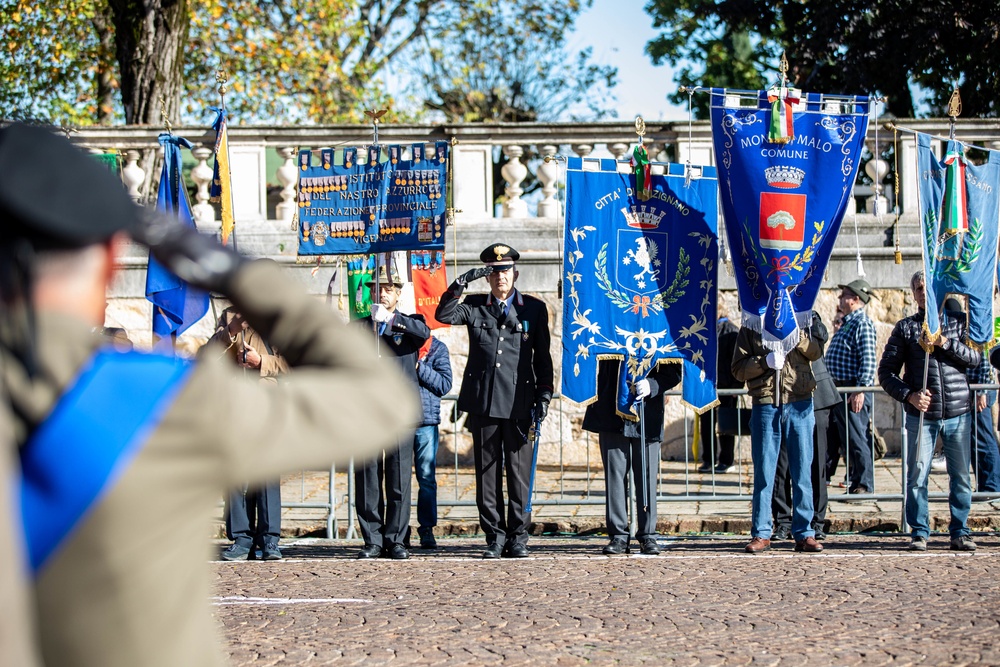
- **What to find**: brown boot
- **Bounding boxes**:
[794,536,824,553]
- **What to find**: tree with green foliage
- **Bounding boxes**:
[1,0,613,127]
[645,0,1000,119]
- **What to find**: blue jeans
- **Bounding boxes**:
[413,425,439,530]
[973,391,1000,492]
[751,399,815,541]
[904,412,972,539]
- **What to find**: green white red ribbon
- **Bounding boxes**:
[767,85,799,144]
[631,144,652,200]
[942,149,969,234]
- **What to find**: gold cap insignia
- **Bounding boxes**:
[494,244,510,261]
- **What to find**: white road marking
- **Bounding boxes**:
[211,596,371,606]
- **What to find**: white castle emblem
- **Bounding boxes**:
[621,205,666,230]
[764,165,805,189]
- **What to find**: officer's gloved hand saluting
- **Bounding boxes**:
[456,266,493,287]
[134,210,248,295]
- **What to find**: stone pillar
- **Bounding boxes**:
[275,147,298,224]
[501,145,528,218]
[536,144,561,219]
[121,150,145,202]
[190,146,217,230]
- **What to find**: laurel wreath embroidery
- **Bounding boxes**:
[741,217,825,279]
[936,214,982,281]
[594,243,689,315]
[565,223,713,377]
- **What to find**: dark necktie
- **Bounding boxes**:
[498,302,507,319]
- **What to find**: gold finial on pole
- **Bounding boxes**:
[159,95,172,134]
[778,51,790,87]
[634,115,646,145]
[947,87,961,139]
[215,70,229,108]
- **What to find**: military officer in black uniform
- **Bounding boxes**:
[355,265,431,560]
[435,244,553,558]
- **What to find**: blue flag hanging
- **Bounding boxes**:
[562,157,719,415]
[145,134,210,346]
[710,89,870,352]
[916,133,1000,347]
[297,142,449,256]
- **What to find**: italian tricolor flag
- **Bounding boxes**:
[767,85,798,144]
[942,150,969,235]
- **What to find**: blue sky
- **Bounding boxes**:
[569,0,687,121]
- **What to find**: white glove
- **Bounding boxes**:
[634,379,651,400]
[765,350,786,370]
[371,303,393,323]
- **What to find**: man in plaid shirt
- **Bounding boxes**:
[826,279,878,494]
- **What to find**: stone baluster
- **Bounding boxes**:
[865,141,890,214]
[275,147,298,224]
[190,146,217,230]
[121,150,145,202]
[609,143,629,160]
[501,145,528,218]
[571,144,594,158]
[536,144,561,219]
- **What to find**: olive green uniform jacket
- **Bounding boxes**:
[2,262,420,667]
[731,326,823,405]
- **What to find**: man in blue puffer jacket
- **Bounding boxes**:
[413,336,453,549]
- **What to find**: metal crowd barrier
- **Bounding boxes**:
[282,385,1000,538]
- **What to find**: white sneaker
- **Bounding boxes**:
[931,455,947,472]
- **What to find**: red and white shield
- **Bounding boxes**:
[759,192,806,251]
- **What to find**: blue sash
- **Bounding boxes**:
[20,349,193,574]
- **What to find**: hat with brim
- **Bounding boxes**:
[0,123,141,249]
[480,242,519,267]
[837,279,877,304]
[365,265,404,288]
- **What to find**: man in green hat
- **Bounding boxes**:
[826,279,879,494]
[0,123,419,667]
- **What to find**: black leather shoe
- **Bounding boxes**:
[771,525,792,541]
[386,544,410,560]
[602,538,628,555]
[482,543,502,559]
[357,544,382,559]
[503,543,529,558]
[640,538,661,555]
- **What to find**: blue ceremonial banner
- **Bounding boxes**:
[145,134,209,347]
[710,89,870,352]
[297,142,449,255]
[916,133,1000,346]
[562,157,719,415]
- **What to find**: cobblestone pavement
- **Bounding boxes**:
[213,534,1000,666]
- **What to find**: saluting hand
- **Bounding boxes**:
[457,266,493,286]
[371,304,393,323]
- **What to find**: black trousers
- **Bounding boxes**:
[468,415,533,547]
[772,406,831,532]
[355,440,413,548]
[225,480,281,548]
[827,394,874,492]
[599,432,658,540]
[700,396,737,467]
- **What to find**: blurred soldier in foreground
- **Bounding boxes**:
[0,123,419,667]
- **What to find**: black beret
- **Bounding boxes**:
[0,123,141,249]
[480,243,519,266]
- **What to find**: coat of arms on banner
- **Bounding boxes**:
[710,88,870,352]
[562,158,719,415]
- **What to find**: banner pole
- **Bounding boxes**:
[639,399,649,512]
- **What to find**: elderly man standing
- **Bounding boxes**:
[732,323,824,554]
[355,266,431,561]
[825,279,879,494]
[879,271,979,551]
[436,244,553,559]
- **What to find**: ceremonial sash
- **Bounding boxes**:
[20,350,193,574]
